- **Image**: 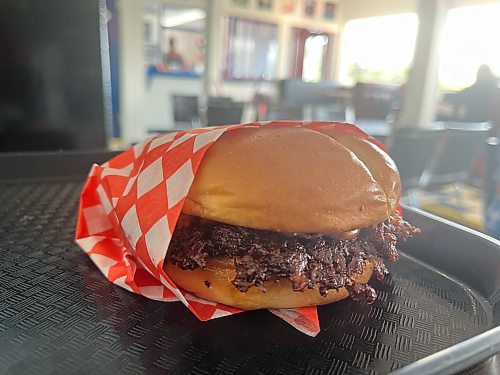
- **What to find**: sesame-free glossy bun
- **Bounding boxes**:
[314,126,401,214]
[182,124,401,235]
[165,258,374,310]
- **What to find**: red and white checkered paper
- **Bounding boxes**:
[75,121,386,337]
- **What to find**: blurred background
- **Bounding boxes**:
[1,0,500,238]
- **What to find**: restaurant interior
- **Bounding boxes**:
[1,0,500,237]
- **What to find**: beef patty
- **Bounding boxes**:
[167,214,419,303]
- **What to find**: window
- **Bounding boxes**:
[339,13,418,85]
[224,17,278,80]
[440,3,500,90]
[290,28,333,83]
[303,35,329,82]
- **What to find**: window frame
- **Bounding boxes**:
[289,27,334,82]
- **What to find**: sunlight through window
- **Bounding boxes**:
[302,34,328,82]
[339,13,418,85]
[440,3,500,90]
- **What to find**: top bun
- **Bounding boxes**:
[182,123,401,235]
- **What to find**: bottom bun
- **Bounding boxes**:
[165,258,374,310]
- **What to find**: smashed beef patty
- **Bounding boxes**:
[167,214,419,303]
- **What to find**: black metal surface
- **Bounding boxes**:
[401,207,500,305]
[0,150,120,181]
[393,326,500,375]
[0,178,497,374]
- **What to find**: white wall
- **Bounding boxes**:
[339,0,416,22]
[453,0,500,7]
[142,77,203,130]
[117,0,147,144]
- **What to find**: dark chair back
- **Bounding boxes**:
[206,103,245,126]
[172,95,199,125]
[418,122,491,188]
[208,96,233,105]
[385,127,444,190]
[352,82,399,120]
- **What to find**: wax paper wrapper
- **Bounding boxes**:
[75,121,386,337]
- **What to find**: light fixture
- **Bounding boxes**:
[161,9,205,28]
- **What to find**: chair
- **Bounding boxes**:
[172,95,200,128]
[484,137,500,236]
[418,122,491,189]
[206,102,245,126]
[310,104,348,122]
[208,96,233,105]
[264,104,303,121]
[385,126,444,190]
[278,79,344,106]
[484,137,499,210]
[406,123,491,228]
[352,82,399,121]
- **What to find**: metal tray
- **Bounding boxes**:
[0,151,499,375]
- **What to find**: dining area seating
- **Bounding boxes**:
[387,122,492,231]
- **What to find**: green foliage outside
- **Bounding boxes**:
[348,62,410,85]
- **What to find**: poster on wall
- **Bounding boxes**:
[257,0,274,10]
[324,2,336,20]
[232,0,249,7]
[280,0,296,14]
[304,0,317,18]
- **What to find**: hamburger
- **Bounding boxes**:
[164,123,419,310]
